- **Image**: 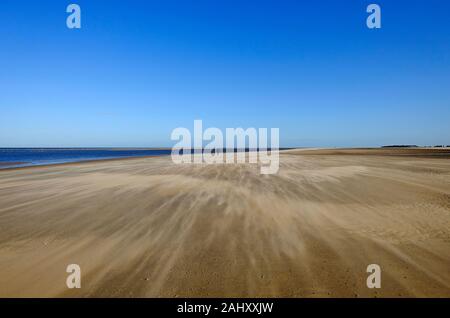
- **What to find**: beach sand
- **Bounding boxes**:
[0,148,449,297]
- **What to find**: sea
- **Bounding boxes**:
[0,148,172,169]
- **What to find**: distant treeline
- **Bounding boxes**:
[183,148,293,154]
[381,145,418,148]
[382,145,450,148]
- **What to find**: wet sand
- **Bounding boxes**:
[0,162,26,167]
[0,148,449,297]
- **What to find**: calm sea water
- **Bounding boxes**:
[0,148,172,169]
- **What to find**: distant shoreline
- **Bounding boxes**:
[0,148,174,170]
[1,147,449,172]
[0,155,167,172]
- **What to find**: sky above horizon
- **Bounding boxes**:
[1,0,449,148]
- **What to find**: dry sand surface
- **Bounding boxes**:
[0,148,449,297]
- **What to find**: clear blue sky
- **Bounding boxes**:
[1,0,449,147]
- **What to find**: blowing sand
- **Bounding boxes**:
[0,148,449,297]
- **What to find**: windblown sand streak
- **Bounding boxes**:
[0,149,449,297]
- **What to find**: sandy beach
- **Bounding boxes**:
[0,148,449,297]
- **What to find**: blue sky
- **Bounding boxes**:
[0,0,449,147]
